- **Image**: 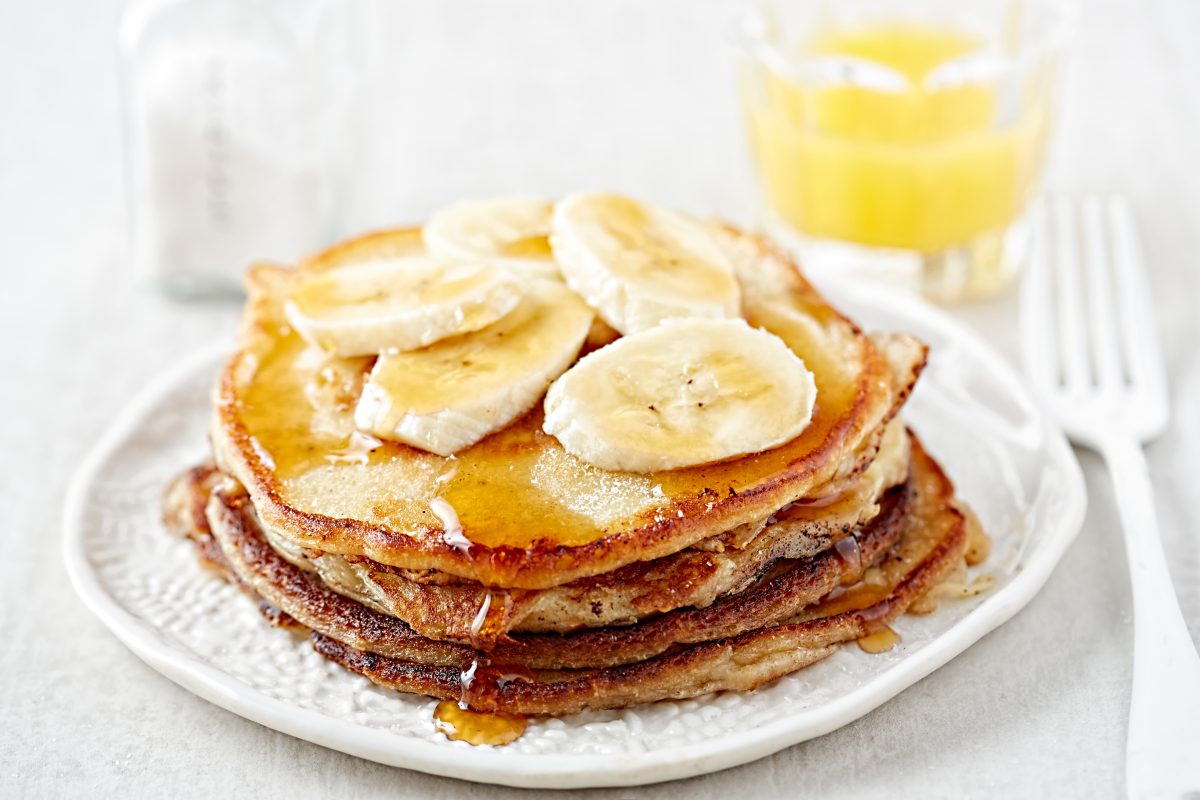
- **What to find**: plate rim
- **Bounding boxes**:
[62,281,1087,789]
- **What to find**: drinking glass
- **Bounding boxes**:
[735,0,1071,301]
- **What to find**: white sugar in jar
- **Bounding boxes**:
[120,0,369,296]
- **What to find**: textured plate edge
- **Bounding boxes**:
[61,285,1088,790]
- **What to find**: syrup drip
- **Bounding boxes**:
[468,590,514,650]
[808,583,895,624]
[832,534,863,584]
[432,655,534,746]
[854,593,898,626]
[433,700,527,746]
[429,496,472,553]
[857,626,901,654]
[434,460,458,488]
[325,431,383,465]
[460,658,536,708]
[961,504,992,566]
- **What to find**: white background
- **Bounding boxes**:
[2,0,1198,797]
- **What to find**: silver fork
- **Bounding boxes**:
[1020,195,1200,798]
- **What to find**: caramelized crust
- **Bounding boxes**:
[168,420,910,644]
[162,463,228,574]
[307,435,965,716]
[173,434,967,711]
[202,471,908,669]
[248,418,912,642]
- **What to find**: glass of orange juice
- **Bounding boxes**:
[736,0,1071,301]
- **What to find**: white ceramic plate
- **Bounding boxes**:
[63,279,1085,789]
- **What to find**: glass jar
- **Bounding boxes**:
[119,0,369,297]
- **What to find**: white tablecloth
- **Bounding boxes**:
[3,0,1197,796]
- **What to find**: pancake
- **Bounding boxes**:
[182,433,965,715]
[210,227,927,589]
[170,431,962,671]
[170,419,912,644]
[173,446,902,668]
[271,418,911,640]
[157,200,997,738]
[163,463,230,575]
[205,461,908,670]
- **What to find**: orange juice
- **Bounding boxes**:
[743,25,1051,253]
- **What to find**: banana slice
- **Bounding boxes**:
[355,282,594,456]
[550,193,740,334]
[543,318,816,472]
[284,257,522,357]
[423,196,560,281]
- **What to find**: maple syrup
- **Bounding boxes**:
[807,582,892,620]
[833,534,863,581]
[431,655,535,746]
[325,430,382,465]
[429,497,472,553]
[857,626,901,654]
[232,260,870,554]
[433,700,527,746]
[459,658,535,707]
[961,504,991,566]
[468,590,514,650]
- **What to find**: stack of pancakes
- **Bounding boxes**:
[164,222,985,738]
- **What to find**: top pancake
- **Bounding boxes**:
[211,225,927,589]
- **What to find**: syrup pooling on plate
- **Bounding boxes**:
[433,656,533,746]
[433,701,527,746]
[857,626,901,654]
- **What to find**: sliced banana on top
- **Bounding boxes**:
[355,281,594,456]
[550,193,741,335]
[543,318,816,473]
[284,257,523,357]
[423,196,560,281]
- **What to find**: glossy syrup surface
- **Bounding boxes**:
[431,655,536,746]
[459,659,536,709]
[857,626,901,654]
[833,534,863,580]
[433,701,527,746]
[468,590,514,650]
[802,446,958,639]
[231,235,873,553]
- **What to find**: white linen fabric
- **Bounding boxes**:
[2,0,1197,796]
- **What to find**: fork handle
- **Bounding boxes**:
[1095,433,1200,799]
